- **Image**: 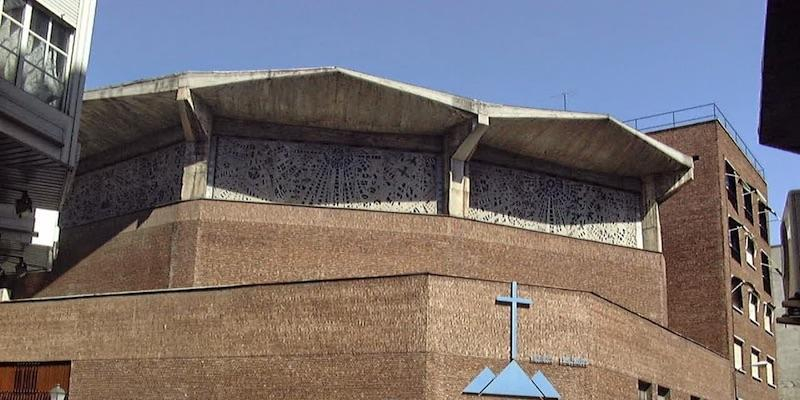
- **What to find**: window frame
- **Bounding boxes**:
[745,235,755,268]
[743,185,754,223]
[657,386,671,400]
[766,356,775,387]
[733,336,745,372]
[751,347,761,381]
[758,201,769,241]
[725,161,739,210]
[638,380,653,400]
[761,251,772,296]
[764,304,774,335]
[749,291,760,325]
[731,277,744,313]
[0,0,74,109]
[729,217,743,264]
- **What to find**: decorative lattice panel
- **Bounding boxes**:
[212,137,442,214]
[61,144,186,227]
[468,162,642,247]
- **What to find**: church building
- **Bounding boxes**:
[0,68,746,399]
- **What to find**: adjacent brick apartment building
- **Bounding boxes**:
[643,106,778,400]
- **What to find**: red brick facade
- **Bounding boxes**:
[15,200,669,323]
[650,121,778,400]
[0,275,730,399]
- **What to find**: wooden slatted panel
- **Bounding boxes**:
[0,366,15,392]
[13,364,36,393]
[0,362,69,396]
[0,392,50,400]
[34,364,69,392]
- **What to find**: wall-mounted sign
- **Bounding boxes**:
[463,282,561,399]
[559,355,590,368]
[530,354,590,368]
[530,355,554,365]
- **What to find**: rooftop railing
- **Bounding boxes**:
[624,103,765,179]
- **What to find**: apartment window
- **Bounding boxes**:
[657,386,670,400]
[751,347,761,381]
[749,291,759,325]
[729,218,742,263]
[743,186,754,223]
[734,337,744,372]
[0,0,73,109]
[765,304,774,335]
[766,357,775,387]
[731,277,744,311]
[745,236,755,267]
[638,380,653,400]
[758,201,769,241]
[725,161,738,209]
[761,252,772,295]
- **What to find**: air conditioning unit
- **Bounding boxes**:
[778,190,800,324]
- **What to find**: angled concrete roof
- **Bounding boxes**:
[80,67,692,188]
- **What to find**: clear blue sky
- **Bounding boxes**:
[86,0,798,242]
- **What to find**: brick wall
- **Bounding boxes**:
[425,276,731,400]
[0,275,729,399]
[18,199,669,323]
[650,122,730,356]
[715,122,777,400]
[650,120,778,400]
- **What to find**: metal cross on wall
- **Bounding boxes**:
[496,281,532,360]
[463,281,560,398]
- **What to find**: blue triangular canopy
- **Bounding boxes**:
[462,367,496,394]
[531,371,561,399]
[481,360,543,398]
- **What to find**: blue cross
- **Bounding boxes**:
[496,281,532,360]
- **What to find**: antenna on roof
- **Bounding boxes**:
[549,90,575,111]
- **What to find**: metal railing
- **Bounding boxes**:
[624,103,765,179]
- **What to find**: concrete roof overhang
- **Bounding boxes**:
[81,67,693,198]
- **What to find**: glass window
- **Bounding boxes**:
[729,218,742,263]
[765,305,774,334]
[743,188,754,223]
[766,357,775,386]
[0,0,73,109]
[751,348,761,380]
[657,386,670,400]
[749,292,759,324]
[2,0,24,22]
[0,0,23,83]
[758,202,769,241]
[745,237,755,267]
[732,277,744,310]
[762,252,772,295]
[725,162,738,209]
[638,380,652,400]
[734,338,744,371]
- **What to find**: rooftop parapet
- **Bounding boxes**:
[624,103,765,180]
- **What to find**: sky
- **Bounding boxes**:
[84,0,798,242]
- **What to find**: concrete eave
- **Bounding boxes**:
[79,67,693,196]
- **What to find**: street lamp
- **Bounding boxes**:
[49,384,66,400]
